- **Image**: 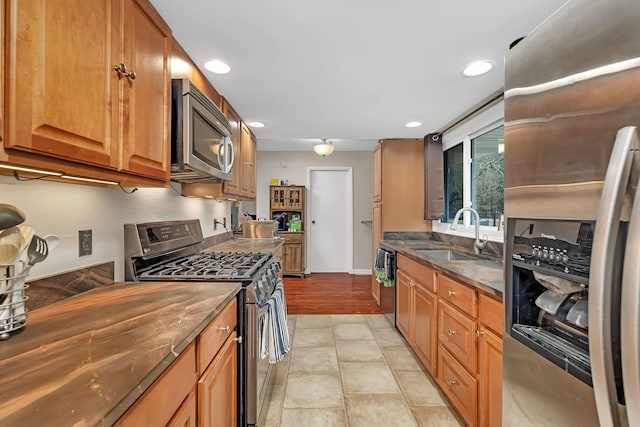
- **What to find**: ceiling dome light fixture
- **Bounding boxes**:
[405,121,422,128]
[462,60,494,77]
[248,121,265,128]
[204,59,231,74]
[314,139,335,156]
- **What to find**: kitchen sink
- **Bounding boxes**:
[414,249,477,261]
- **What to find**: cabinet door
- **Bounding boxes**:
[413,284,437,376]
[198,333,237,427]
[283,243,303,275]
[438,300,477,373]
[120,0,171,180]
[396,270,412,339]
[240,124,256,198]
[373,143,382,202]
[478,327,502,427]
[168,391,197,427]
[6,0,120,169]
[221,101,242,196]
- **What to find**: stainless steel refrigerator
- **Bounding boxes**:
[503,0,640,425]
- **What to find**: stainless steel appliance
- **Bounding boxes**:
[170,79,235,183]
[124,219,283,426]
[504,0,640,425]
[373,247,395,326]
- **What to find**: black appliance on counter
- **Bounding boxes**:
[124,219,282,427]
[271,212,287,231]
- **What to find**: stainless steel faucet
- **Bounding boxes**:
[450,207,489,254]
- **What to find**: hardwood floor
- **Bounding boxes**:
[283,273,383,315]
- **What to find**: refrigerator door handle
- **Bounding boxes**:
[621,127,640,426]
[590,126,639,427]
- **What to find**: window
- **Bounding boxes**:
[471,126,504,226]
[443,125,504,226]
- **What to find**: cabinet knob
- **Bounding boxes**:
[312,220,316,224]
[218,325,231,333]
[475,330,485,337]
[114,63,136,80]
[447,329,457,336]
[233,336,243,344]
[447,379,457,386]
[447,290,456,297]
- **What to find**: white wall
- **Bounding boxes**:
[255,151,373,271]
[0,175,230,281]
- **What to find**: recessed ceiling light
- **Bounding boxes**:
[405,121,422,128]
[248,121,265,128]
[462,60,494,77]
[204,59,231,74]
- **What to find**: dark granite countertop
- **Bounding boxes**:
[381,239,504,299]
[0,281,240,426]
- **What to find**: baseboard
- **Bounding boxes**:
[351,269,372,275]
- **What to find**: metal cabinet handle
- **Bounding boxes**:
[114,63,136,80]
[218,325,231,333]
[447,290,456,297]
[447,379,457,386]
[233,336,243,344]
[447,329,457,336]
[476,330,485,337]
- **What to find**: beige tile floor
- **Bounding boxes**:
[261,314,464,427]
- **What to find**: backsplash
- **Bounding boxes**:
[0,175,231,282]
[383,231,503,258]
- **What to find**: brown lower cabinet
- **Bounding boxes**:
[116,298,238,427]
[395,253,503,427]
[280,232,304,277]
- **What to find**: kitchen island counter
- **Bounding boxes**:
[0,280,240,426]
[381,239,503,298]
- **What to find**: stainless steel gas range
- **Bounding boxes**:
[124,219,282,426]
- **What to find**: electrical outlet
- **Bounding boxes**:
[79,230,92,256]
[223,218,227,228]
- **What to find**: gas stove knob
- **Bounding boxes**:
[542,247,549,260]
[554,252,562,262]
[562,251,569,264]
[532,246,540,258]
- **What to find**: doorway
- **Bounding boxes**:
[306,167,353,273]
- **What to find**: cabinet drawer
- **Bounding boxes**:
[438,274,477,317]
[116,342,197,427]
[282,232,303,243]
[197,298,237,375]
[438,345,477,427]
[438,300,477,373]
[397,253,436,293]
[478,294,503,336]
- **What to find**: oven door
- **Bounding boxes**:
[247,301,274,426]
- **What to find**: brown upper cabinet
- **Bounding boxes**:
[2,0,171,185]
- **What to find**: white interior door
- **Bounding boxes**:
[307,168,353,273]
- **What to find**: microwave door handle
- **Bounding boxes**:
[621,127,640,426]
[590,126,639,427]
[225,137,235,173]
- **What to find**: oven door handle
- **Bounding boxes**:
[590,126,638,427]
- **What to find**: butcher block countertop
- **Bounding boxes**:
[0,281,240,426]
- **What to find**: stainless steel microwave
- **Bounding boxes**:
[170,79,235,183]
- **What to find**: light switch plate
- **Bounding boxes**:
[79,230,92,256]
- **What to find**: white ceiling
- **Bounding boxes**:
[149,0,568,152]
